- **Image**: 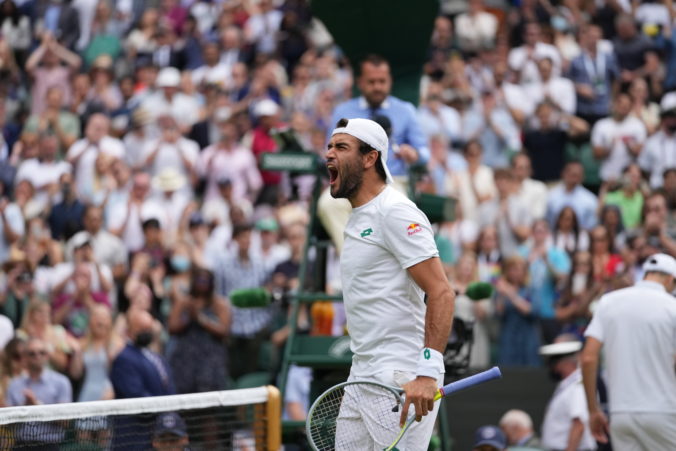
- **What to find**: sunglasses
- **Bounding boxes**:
[26,350,48,357]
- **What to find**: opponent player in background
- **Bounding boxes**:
[581,253,676,450]
[326,117,455,449]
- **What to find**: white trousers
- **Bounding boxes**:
[610,412,676,451]
[334,369,442,451]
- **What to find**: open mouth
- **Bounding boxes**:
[327,165,338,185]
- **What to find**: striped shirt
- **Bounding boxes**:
[214,252,272,337]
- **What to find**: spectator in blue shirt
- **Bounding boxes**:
[547,161,598,231]
[518,220,571,344]
[6,337,72,447]
[329,54,429,178]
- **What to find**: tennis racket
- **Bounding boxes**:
[306,366,502,451]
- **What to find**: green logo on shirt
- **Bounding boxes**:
[360,228,373,238]
[424,348,431,360]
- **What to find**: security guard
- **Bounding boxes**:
[581,253,676,451]
[540,337,596,451]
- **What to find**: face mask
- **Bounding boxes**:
[134,330,154,348]
[62,182,71,196]
[572,273,587,295]
[170,256,191,273]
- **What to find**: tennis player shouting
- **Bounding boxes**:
[326,117,455,449]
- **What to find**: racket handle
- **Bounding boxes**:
[435,366,502,400]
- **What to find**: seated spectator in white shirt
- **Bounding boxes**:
[66,205,128,282]
[191,41,230,89]
[591,93,647,183]
[478,168,532,257]
[66,113,126,203]
[107,172,163,253]
[639,96,676,189]
[150,168,191,246]
[15,133,71,209]
[141,115,199,195]
[511,153,548,220]
[524,57,576,114]
[493,61,533,124]
[454,0,498,53]
[508,22,562,85]
[123,108,156,170]
[446,140,497,224]
[0,181,24,266]
[141,67,200,134]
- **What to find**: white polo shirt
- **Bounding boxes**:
[341,186,439,377]
[541,368,596,450]
[585,280,676,414]
[591,116,647,181]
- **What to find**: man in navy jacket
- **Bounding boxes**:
[111,308,175,449]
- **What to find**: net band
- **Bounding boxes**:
[0,387,270,425]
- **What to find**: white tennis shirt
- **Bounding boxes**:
[341,186,439,377]
[584,280,676,414]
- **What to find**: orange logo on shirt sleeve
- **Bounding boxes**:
[407,223,422,236]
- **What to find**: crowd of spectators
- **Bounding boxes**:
[0,0,674,447]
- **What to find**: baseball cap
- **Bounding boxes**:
[71,232,92,250]
[254,99,280,117]
[540,341,583,357]
[188,212,205,227]
[154,412,187,438]
[661,92,676,116]
[255,217,279,232]
[331,118,394,184]
[156,67,181,88]
[642,253,676,278]
[472,425,506,450]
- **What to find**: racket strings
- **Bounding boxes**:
[308,384,404,451]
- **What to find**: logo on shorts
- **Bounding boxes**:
[407,223,422,236]
[360,228,373,238]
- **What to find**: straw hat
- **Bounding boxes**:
[2,247,28,272]
[91,54,113,72]
[152,168,187,192]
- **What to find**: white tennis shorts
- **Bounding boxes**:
[334,369,443,451]
[610,412,676,451]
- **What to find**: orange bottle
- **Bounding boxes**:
[310,301,334,336]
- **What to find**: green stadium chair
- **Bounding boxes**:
[234,372,271,389]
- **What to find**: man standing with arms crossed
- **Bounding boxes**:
[581,253,676,450]
[326,117,454,450]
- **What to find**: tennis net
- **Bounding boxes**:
[0,385,281,450]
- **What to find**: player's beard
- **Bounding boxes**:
[330,157,363,200]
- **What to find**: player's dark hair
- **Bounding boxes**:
[336,118,349,128]
[361,142,387,183]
